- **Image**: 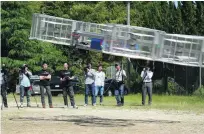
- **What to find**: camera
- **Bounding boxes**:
[84,66,89,72]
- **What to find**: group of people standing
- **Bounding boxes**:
[1,61,154,109]
[83,63,128,107]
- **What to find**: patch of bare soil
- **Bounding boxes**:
[1,103,204,134]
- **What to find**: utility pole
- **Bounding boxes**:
[127,1,130,25]
[127,1,131,89]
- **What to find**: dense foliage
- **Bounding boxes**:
[1,1,204,94]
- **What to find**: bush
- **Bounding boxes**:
[193,85,204,96]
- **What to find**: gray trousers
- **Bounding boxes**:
[63,86,75,106]
[142,82,152,105]
[40,85,52,105]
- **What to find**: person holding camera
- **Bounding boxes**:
[115,63,126,106]
[38,62,53,108]
[60,63,78,108]
[1,64,8,108]
[140,66,153,106]
[94,65,105,105]
[19,64,32,108]
[84,63,96,106]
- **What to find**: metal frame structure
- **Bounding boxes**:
[30,13,204,68]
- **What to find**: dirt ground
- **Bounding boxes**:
[1,102,204,134]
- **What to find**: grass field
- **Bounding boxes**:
[6,93,204,113]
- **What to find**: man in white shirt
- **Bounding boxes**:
[115,63,127,106]
[95,65,105,105]
[140,66,153,105]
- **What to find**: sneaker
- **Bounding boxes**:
[84,104,88,107]
[49,105,53,108]
[20,103,24,108]
[73,105,78,109]
[93,103,96,106]
[117,103,122,106]
[63,105,68,108]
[42,104,46,108]
[4,105,8,108]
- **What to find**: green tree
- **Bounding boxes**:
[160,1,169,32]
[1,1,67,72]
[195,1,204,35]
[181,1,197,35]
[174,2,183,34]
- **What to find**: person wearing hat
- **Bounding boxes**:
[140,66,153,105]
[84,63,96,106]
[19,64,32,108]
[115,63,127,106]
[38,62,53,108]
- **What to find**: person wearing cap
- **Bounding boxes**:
[19,64,32,108]
[94,65,105,105]
[115,63,127,106]
[140,66,153,105]
[84,63,96,106]
[1,64,8,108]
[38,63,53,108]
[60,63,78,108]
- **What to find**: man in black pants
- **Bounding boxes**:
[38,63,53,108]
[1,64,8,108]
[60,63,78,108]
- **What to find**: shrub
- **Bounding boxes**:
[193,85,204,96]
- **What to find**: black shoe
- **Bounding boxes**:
[117,103,122,106]
[27,104,31,107]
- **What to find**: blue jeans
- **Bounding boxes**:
[95,86,104,103]
[20,85,31,104]
[114,84,124,105]
[85,83,95,105]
